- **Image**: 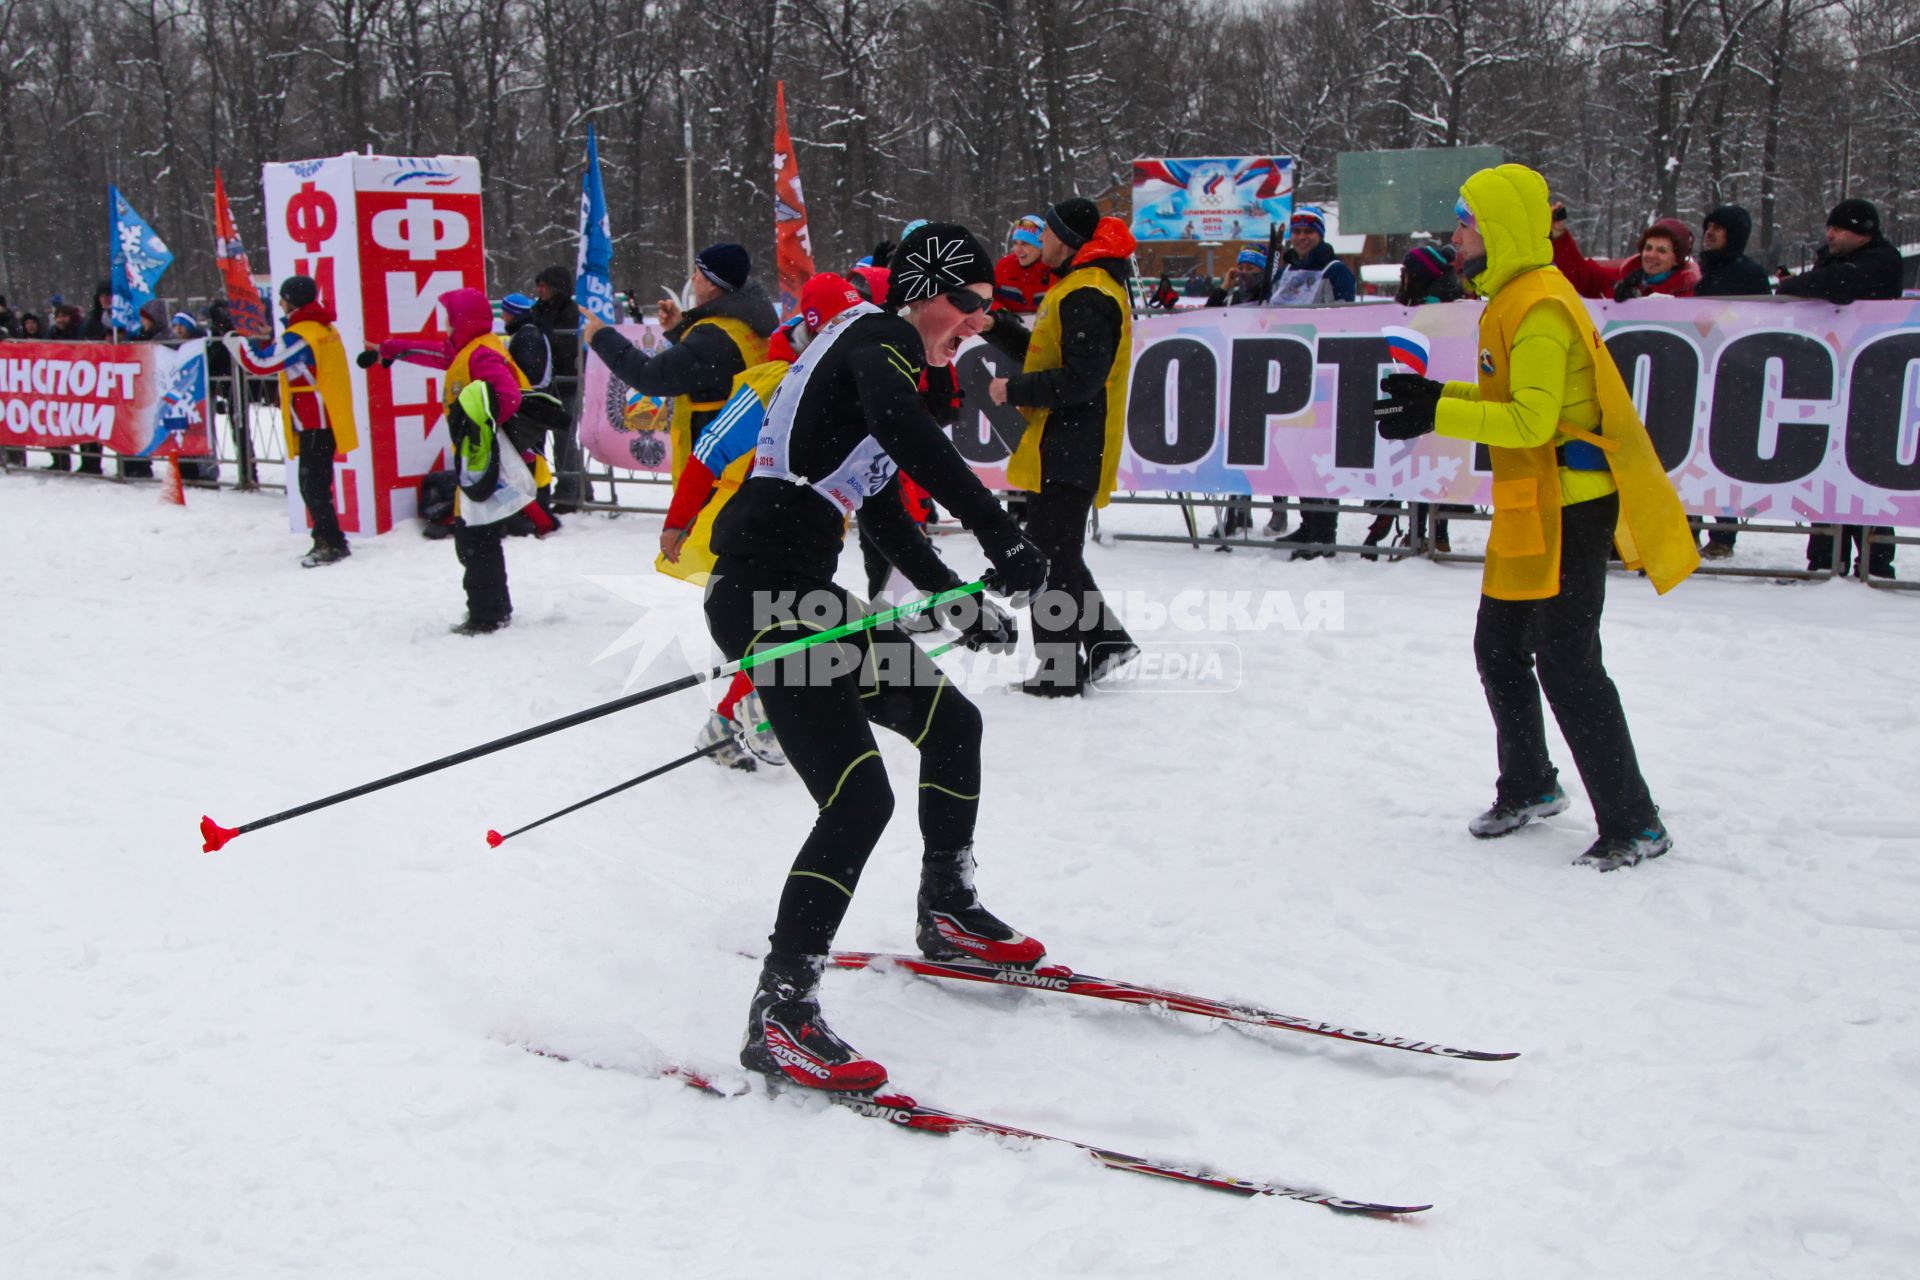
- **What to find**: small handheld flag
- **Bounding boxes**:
[1381,326,1431,376]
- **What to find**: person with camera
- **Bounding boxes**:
[1550,205,1699,300]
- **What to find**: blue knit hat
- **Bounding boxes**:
[1237,247,1268,270]
[501,292,535,317]
[694,243,751,291]
[1290,206,1327,236]
[1010,216,1044,249]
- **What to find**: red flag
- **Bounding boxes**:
[772,82,816,321]
[213,168,271,338]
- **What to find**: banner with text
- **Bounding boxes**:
[0,339,210,459]
[583,298,1920,527]
[263,153,486,534]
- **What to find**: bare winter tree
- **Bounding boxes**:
[0,0,1897,310]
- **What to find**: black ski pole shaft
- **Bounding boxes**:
[484,641,960,847]
[201,586,984,852]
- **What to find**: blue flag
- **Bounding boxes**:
[109,185,174,333]
[575,126,617,325]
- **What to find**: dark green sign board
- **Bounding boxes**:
[1337,147,1504,235]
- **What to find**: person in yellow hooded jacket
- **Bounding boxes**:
[1372,164,1699,872]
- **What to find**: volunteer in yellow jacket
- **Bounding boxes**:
[232,275,359,568]
[986,197,1140,697]
[1372,164,1699,872]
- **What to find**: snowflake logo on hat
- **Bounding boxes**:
[898,234,977,302]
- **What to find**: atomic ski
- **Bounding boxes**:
[827,952,1520,1062]
[518,1043,1430,1215]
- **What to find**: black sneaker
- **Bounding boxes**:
[1574,823,1672,872]
[916,847,1046,966]
[300,543,351,568]
[1087,640,1141,686]
[1276,527,1333,561]
[449,615,510,635]
[1469,783,1571,838]
[740,954,888,1092]
[1018,650,1086,698]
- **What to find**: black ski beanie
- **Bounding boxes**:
[885,223,994,307]
[1827,198,1881,238]
[279,275,319,309]
[1703,204,1753,256]
[1045,198,1101,250]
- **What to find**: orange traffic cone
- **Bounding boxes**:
[160,455,186,506]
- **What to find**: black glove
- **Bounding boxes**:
[1373,373,1444,440]
[979,533,1047,608]
[938,592,1018,653]
[355,349,379,369]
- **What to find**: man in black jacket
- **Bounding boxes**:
[1695,205,1772,298]
[1778,199,1904,304]
[1779,199,1902,577]
[582,244,779,486]
[530,266,589,509]
[986,197,1138,696]
[1695,205,1771,557]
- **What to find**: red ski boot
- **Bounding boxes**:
[915,847,1047,967]
[740,954,888,1092]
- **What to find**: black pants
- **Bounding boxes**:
[705,559,984,959]
[453,520,510,623]
[297,429,347,550]
[77,442,103,474]
[1806,525,1894,577]
[1706,517,1737,550]
[1024,483,1132,681]
[1295,499,1339,545]
[1473,493,1656,839]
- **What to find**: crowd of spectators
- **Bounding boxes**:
[4,196,1911,578]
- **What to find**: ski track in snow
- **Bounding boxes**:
[4,475,1918,1278]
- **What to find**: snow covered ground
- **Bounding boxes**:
[5,472,1917,1278]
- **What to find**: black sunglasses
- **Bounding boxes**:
[943,289,991,314]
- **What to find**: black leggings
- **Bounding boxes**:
[705,558,984,958]
[1473,492,1656,838]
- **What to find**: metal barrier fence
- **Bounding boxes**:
[3,336,1911,592]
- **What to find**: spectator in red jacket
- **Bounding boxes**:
[992,215,1051,314]
[1551,208,1699,301]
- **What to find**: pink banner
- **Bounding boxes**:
[582,297,1920,526]
[578,322,673,473]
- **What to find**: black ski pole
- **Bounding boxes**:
[484,641,961,847]
[201,586,984,851]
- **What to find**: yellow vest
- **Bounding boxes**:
[445,333,550,488]
[1479,268,1699,600]
[280,319,358,457]
[656,360,790,586]
[1005,265,1133,508]
[668,315,769,483]
[445,333,529,406]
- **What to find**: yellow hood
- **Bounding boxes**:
[1459,164,1554,298]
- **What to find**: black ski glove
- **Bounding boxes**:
[1374,373,1444,440]
[979,531,1048,608]
[938,592,1019,653]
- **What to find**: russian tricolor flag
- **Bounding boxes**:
[1381,326,1431,376]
